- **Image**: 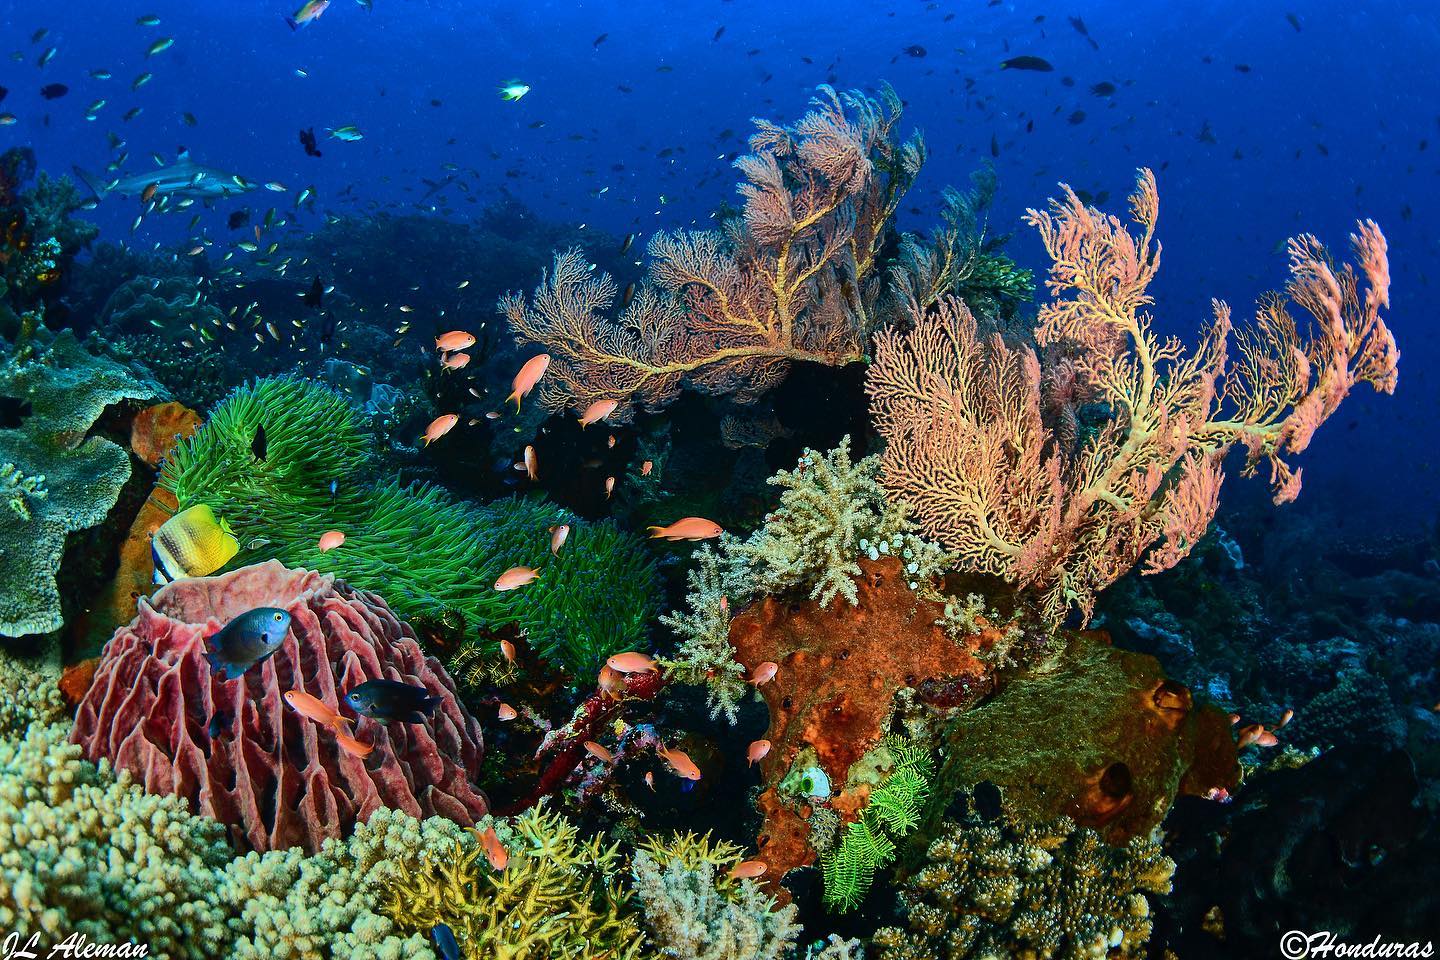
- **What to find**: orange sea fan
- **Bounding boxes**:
[868,169,1398,624]
[501,84,925,422]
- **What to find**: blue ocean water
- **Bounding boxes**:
[6,0,1431,528]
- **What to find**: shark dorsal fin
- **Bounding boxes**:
[176,147,191,163]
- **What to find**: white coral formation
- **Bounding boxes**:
[630,851,801,960]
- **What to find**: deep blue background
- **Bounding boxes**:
[3,0,1436,535]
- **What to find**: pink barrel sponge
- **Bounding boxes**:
[70,560,489,853]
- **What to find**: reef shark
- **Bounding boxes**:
[73,149,256,203]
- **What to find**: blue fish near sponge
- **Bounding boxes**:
[344,678,442,723]
[204,607,291,681]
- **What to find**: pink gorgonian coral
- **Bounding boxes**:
[867,169,1397,624]
[70,560,488,853]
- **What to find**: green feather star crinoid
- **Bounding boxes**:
[821,738,933,912]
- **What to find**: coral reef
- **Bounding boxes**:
[661,440,950,722]
[99,273,225,339]
[933,633,1237,842]
[631,850,803,959]
[731,556,994,882]
[873,800,1175,960]
[503,86,925,421]
[71,560,488,853]
[0,329,158,636]
[0,690,235,953]
[223,806,469,960]
[161,376,659,673]
[380,804,646,959]
[867,170,1398,623]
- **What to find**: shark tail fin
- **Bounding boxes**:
[71,165,107,201]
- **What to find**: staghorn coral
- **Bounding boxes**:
[873,804,1175,960]
[161,376,659,674]
[631,851,802,960]
[867,169,1398,624]
[380,804,645,959]
[0,329,158,636]
[503,85,925,422]
[71,561,488,854]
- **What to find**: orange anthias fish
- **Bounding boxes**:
[549,523,570,555]
[578,398,619,428]
[435,330,476,352]
[440,352,471,370]
[283,689,353,731]
[604,476,615,499]
[729,860,767,880]
[317,529,345,552]
[606,651,657,674]
[497,702,518,721]
[640,460,653,476]
[658,745,701,781]
[647,517,724,541]
[747,661,778,686]
[507,354,551,411]
[335,730,373,758]
[523,445,538,481]
[422,413,459,446]
[747,739,771,766]
[494,566,539,591]
[499,638,517,664]
[597,664,626,700]
[583,740,614,763]
[479,825,509,871]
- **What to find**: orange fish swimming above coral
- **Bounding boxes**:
[647,517,724,541]
[578,398,619,428]
[283,689,352,731]
[435,330,476,352]
[507,354,551,411]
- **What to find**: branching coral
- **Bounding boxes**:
[872,804,1175,960]
[0,680,233,954]
[380,804,645,959]
[661,440,950,721]
[0,329,158,636]
[161,376,658,673]
[867,169,1398,624]
[503,85,925,422]
[222,807,469,960]
[631,851,802,960]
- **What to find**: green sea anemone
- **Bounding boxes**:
[160,375,659,674]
